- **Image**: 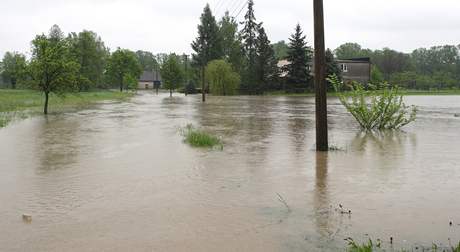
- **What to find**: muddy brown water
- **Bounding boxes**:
[0,92,459,251]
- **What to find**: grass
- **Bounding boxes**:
[346,238,460,252]
[180,124,223,149]
[0,89,133,128]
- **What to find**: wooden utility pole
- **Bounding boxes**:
[313,0,329,151]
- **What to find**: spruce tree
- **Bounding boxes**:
[285,24,313,92]
[191,4,222,102]
[255,25,278,93]
[219,11,244,75]
[240,0,258,94]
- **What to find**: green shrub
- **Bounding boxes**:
[180,124,223,149]
[328,74,417,130]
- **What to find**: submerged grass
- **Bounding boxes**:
[346,238,460,252]
[0,89,133,128]
[180,124,223,149]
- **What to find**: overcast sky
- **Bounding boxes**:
[1,0,459,57]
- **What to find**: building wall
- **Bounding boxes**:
[138,81,154,90]
[339,61,371,84]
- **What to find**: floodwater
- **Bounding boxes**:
[0,92,459,251]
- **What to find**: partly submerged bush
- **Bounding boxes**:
[328,74,417,130]
[180,124,223,149]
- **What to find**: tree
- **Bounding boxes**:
[219,11,244,75]
[191,4,222,102]
[28,25,79,114]
[255,25,278,93]
[136,50,160,71]
[325,49,341,90]
[272,40,289,60]
[1,52,27,89]
[334,42,371,59]
[105,48,142,92]
[206,60,240,96]
[372,48,412,80]
[284,24,313,91]
[370,65,384,84]
[68,30,109,91]
[240,0,259,93]
[161,54,184,97]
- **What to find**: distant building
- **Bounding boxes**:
[138,70,162,90]
[277,57,371,84]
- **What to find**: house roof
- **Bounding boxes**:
[139,70,162,82]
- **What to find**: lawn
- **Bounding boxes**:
[0,89,133,127]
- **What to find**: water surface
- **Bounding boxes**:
[1,92,459,251]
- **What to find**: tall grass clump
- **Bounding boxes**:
[180,124,223,149]
[329,74,417,130]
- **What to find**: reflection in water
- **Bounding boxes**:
[314,152,330,238]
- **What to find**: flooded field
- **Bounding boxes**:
[1,92,459,251]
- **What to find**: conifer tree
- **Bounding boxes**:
[285,24,313,91]
[325,48,341,90]
[240,0,258,93]
[255,25,278,93]
[191,4,222,102]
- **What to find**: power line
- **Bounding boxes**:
[229,0,245,16]
[234,0,248,20]
[220,0,240,17]
[213,0,225,14]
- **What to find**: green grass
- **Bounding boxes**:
[0,89,133,127]
[345,238,460,252]
[180,124,223,149]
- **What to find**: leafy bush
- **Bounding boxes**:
[329,74,416,130]
[180,124,223,149]
[206,60,240,96]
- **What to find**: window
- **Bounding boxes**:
[341,63,348,73]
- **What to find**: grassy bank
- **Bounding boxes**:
[0,89,133,127]
[265,89,460,97]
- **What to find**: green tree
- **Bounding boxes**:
[206,59,240,96]
[325,49,341,90]
[370,65,384,84]
[28,25,80,114]
[105,48,142,92]
[191,4,222,102]
[68,30,109,91]
[334,42,372,59]
[136,50,160,71]
[255,25,278,92]
[161,54,184,97]
[1,52,27,89]
[372,48,412,80]
[240,0,259,93]
[272,40,289,60]
[284,24,312,91]
[219,11,244,75]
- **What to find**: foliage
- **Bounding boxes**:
[105,48,142,92]
[272,40,289,60]
[28,25,80,114]
[326,48,341,90]
[255,25,279,92]
[136,50,160,71]
[334,43,372,60]
[345,238,380,252]
[219,12,244,75]
[161,54,184,96]
[240,0,259,93]
[123,74,138,91]
[67,30,109,91]
[329,74,417,130]
[206,60,240,96]
[180,124,222,149]
[1,52,27,89]
[370,65,384,84]
[284,24,313,92]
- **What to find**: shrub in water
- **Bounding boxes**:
[180,124,223,149]
[328,74,417,130]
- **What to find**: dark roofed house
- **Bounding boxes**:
[138,70,162,90]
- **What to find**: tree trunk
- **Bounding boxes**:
[201,66,206,102]
[11,79,16,89]
[119,76,123,92]
[314,0,329,151]
[44,91,49,115]
[170,89,172,97]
